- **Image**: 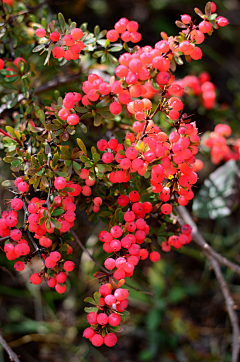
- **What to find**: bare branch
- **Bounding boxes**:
[124,282,153,296]
[176,206,240,362]
[177,206,240,276]
[71,230,108,273]
[34,73,80,95]
[209,256,239,362]
[0,331,21,362]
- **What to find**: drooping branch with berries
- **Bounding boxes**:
[0,1,239,361]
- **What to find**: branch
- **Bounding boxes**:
[34,73,80,95]
[0,331,20,362]
[177,206,240,276]
[176,206,240,362]
[124,282,153,296]
[209,256,239,362]
[71,230,108,273]
[0,129,22,146]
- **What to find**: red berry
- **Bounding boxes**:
[30,273,42,285]
[150,251,160,262]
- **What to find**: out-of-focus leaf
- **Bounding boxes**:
[193,160,240,219]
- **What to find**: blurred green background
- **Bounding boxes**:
[1,0,240,361]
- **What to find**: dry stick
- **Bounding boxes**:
[177,206,240,276]
[0,331,20,362]
[124,282,153,296]
[209,256,239,362]
[71,230,153,295]
[176,205,239,362]
[71,230,108,273]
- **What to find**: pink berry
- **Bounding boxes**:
[54,177,66,190]
[36,28,46,38]
[150,251,161,262]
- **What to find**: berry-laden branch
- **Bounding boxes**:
[0,0,232,354]
[0,331,21,362]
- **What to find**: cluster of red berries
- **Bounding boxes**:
[107,18,142,44]
[58,92,82,125]
[162,224,192,252]
[204,124,240,164]
[100,191,160,279]
[35,27,85,61]
[83,285,129,347]
[178,71,216,109]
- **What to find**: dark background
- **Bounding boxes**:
[1,0,240,361]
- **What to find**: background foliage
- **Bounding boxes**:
[0,0,240,361]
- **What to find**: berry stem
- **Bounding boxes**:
[0,129,22,146]
[71,230,108,273]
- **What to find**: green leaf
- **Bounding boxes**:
[175,20,188,29]
[38,110,45,125]
[84,307,98,313]
[32,44,46,53]
[11,160,22,167]
[74,106,88,113]
[94,25,100,36]
[194,7,204,18]
[174,55,183,65]
[50,219,61,229]
[77,138,87,156]
[108,54,118,65]
[58,13,65,32]
[51,208,65,217]
[205,1,212,16]
[96,39,106,47]
[79,112,91,120]
[92,50,104,58]
[2,180,15,187]
[93,114,102,127]
[79,122,87,133]
[84,297,97,305]
[5,76,20,83]
[93,153,100,163]
[109,45,123,52]
[93,291,101,305]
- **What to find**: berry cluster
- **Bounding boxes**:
[204,124,240,164]
[83,285,129,347]
[0,0,230,349]
[107,18,142,44]
[179,71,216,109]
[36,27,85,61]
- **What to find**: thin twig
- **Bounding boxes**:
[176,205,240,362]
[177,206,240,276]
[71,230,108,273]
[124,282,153,296]
[0,331,21,362]
[209,256,239,362]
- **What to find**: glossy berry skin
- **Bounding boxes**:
[14,261,25,271]
[83,327,95,339]
[108,313,121,326]
[30,273,42,285]
[50,31,60,42]
[36,28,46,38]
[97,313,108,325]
[54,177,66,190]
[104,333,117,347]
[91,334,104,347]
[150,251,161,262]
[64,261,75,272]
